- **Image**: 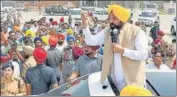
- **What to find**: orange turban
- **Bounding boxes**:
[13,26,20,32]
[57,33,65,41]
[49,35,58,47]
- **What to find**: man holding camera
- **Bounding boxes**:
[67,42,102,82]
[81,4,148,91]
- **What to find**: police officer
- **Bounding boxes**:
[1,61,26,96]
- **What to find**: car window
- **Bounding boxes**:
[94,11,102,15]
[71,10,81,15]
[140,12,154,17]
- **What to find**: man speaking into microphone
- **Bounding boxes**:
[81,4,148,91]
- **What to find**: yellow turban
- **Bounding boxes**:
[120,85,153,96]
[25,30,35,38]
[66,28,74,35]
[108,4,130,23]
[41,36,49,45]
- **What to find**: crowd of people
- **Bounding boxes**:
[0,5,176,96]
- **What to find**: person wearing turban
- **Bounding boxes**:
[60,17,65,23]
[34,37,43,48]
[25,47,59,95]
[66,35,75,47]
[21,46,36,79]
[67,40,102,83]
[157,30,165,40]
[81,4,148,91]
[66,28,74,35]
[13,25,20,32]
[120,85,153,96]
[46,35,63,83]
[25,29,35,38]
[57,33,67,51]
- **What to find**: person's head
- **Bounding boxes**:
[154,21,159,27]
[58,33,65,45]
[2,62,14,78]
[23,45,34,59]
[60,17,64,23]
[38,20,42,26]
[49,35,58,48]
[3,25,8,33]
[129,20,133,24]
[66,35,75,46]
[172,39,176,44]
[108,5,130,29]
[42,17,46,22]
[76,34,82,40]
[34,37,43,48]
[120,85,153,96]
[83,44,100,57]
[153,39,162,51]
[153,52,163,67]
[157,30,164,39]
[9,31,17,41]
[33,47,47,64]
[68,39,74,46]
[135,21,141,26]
[62,23,68,29]
[34,21,38,27]
[167,44,176,56]
[75,39,81,46]
[11,51,19,61]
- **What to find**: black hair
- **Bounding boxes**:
[2,61,14,71]
[49,18,53,22]
[9,31,16,35]
[172,39,176,43]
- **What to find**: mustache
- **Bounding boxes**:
[110,23,122,30]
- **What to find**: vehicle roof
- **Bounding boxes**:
[71,8,82,11]
[146,70,176,96]
[41,71,176,96]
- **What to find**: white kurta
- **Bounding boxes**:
[83,27,148,91]
[146,63,171,70]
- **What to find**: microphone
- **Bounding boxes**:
[111,28,119,43]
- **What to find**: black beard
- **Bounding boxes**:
[110,23,123,30]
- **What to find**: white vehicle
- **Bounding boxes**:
[93,8,108,22]
[138,10,159,27]
[171,17,176,35]
[70,8,82,25]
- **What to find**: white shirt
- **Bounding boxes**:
[146,63,171,70]
[83,27,148,91]
[11,61,20,78]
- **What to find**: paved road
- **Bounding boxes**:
[21,11,176,44]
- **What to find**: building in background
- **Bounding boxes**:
[163,2,176,14]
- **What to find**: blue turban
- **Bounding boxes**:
[34,37,42,44]
[66,35,75,42]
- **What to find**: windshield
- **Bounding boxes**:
[41,74,90,96]
[71,10,81,15]
[140,12,154,17]
[146,5,156,9]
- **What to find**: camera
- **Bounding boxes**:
[65,46,72,50]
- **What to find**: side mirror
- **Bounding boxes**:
[139,15,141,16]
[174,18,176,21]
